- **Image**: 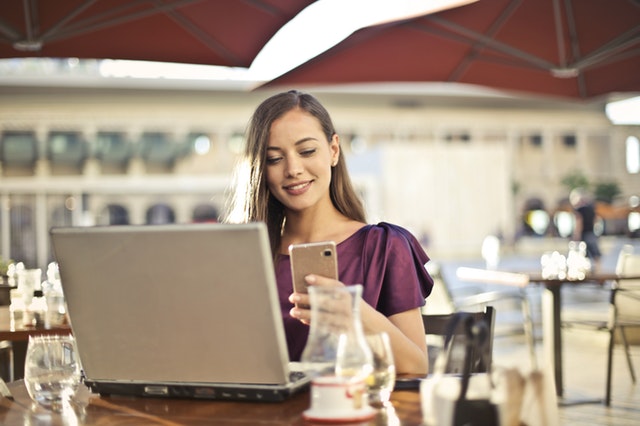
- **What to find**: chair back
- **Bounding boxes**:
[422,306,495,374]
[423,262,456,315]
[614,245,640,322]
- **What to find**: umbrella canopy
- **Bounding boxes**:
[262,0,640,100]
[0,0,316,68]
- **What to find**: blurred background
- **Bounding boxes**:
[0,0,639,271]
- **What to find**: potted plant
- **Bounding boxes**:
[594,181,621,204]
[0,255,13,286]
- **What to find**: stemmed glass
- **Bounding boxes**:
[24,335,82,412]
[365,332,396,407]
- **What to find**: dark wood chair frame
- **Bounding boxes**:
[422,305,495,374]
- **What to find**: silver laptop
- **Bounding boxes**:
[50,222,309,402]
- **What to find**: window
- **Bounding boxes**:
[192,203,219,223]
[98,204,130,225]
[47,131,86,165]
[96,132,130,166]
[187,133,211,155]
[444,131,471,143]
[521,197,549,236]
[48,196,75,264]
[140,132,177,166]
[629,212,640,236]
[553,211,575,238]
[0,131,38,167]
[525,210,550,236]
[626,136,639,174]
[10,200,37,267]
[146,203,175,224]
[530,134,542,147]
[562,134,576,147]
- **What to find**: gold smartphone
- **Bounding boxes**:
[289,241,338,307]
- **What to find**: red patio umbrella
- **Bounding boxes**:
[0,0,316,68]
[262,0,640,100]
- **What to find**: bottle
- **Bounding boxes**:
[42,262,66,328]
[23,290,47,328]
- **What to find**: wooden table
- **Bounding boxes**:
[0,306,72,341]
[0,380,425,425]
[0,306,72,381]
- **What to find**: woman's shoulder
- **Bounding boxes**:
[360,222,419,242]
[343,222,424,256]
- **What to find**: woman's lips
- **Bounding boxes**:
[284,180,312,195]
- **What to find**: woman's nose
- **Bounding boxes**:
[285,158,303,177]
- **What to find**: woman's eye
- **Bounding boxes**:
[266,156,282,165]
[300,148,316,157]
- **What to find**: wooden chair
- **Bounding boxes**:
[422,306,495,374]
[454,268,536,367]
[563,244,640,405]
[427,264,537,370]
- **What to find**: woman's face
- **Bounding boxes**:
[265,108,339,214]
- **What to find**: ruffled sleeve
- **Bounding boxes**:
[339,222,433,317]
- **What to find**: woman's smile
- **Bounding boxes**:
[284,180,313,195]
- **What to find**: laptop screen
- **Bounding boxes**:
[51,223,291,386]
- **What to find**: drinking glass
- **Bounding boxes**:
[24,335,82,411]
[365,332,396,406]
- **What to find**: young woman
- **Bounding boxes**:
[224,90,433,374]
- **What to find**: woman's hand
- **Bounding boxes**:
[288,274,344,324]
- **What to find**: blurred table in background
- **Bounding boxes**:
[526,272,640,402]
[453,266,640,401]
[0,306,72,381]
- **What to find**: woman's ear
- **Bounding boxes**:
[330,134,340,166]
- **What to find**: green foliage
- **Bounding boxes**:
[560,171,589,192]
[560,171,621,204]
[593,181,621,204]
[0,255,13,276]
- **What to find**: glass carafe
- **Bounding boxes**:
[301,284,373,383]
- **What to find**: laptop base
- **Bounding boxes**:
[85,379,310,403]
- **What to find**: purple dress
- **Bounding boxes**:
[275,222,434,361]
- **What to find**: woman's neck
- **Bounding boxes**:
[280,205,363,253]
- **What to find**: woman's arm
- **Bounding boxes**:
[289,274,429,375]
[360,304,428,375]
